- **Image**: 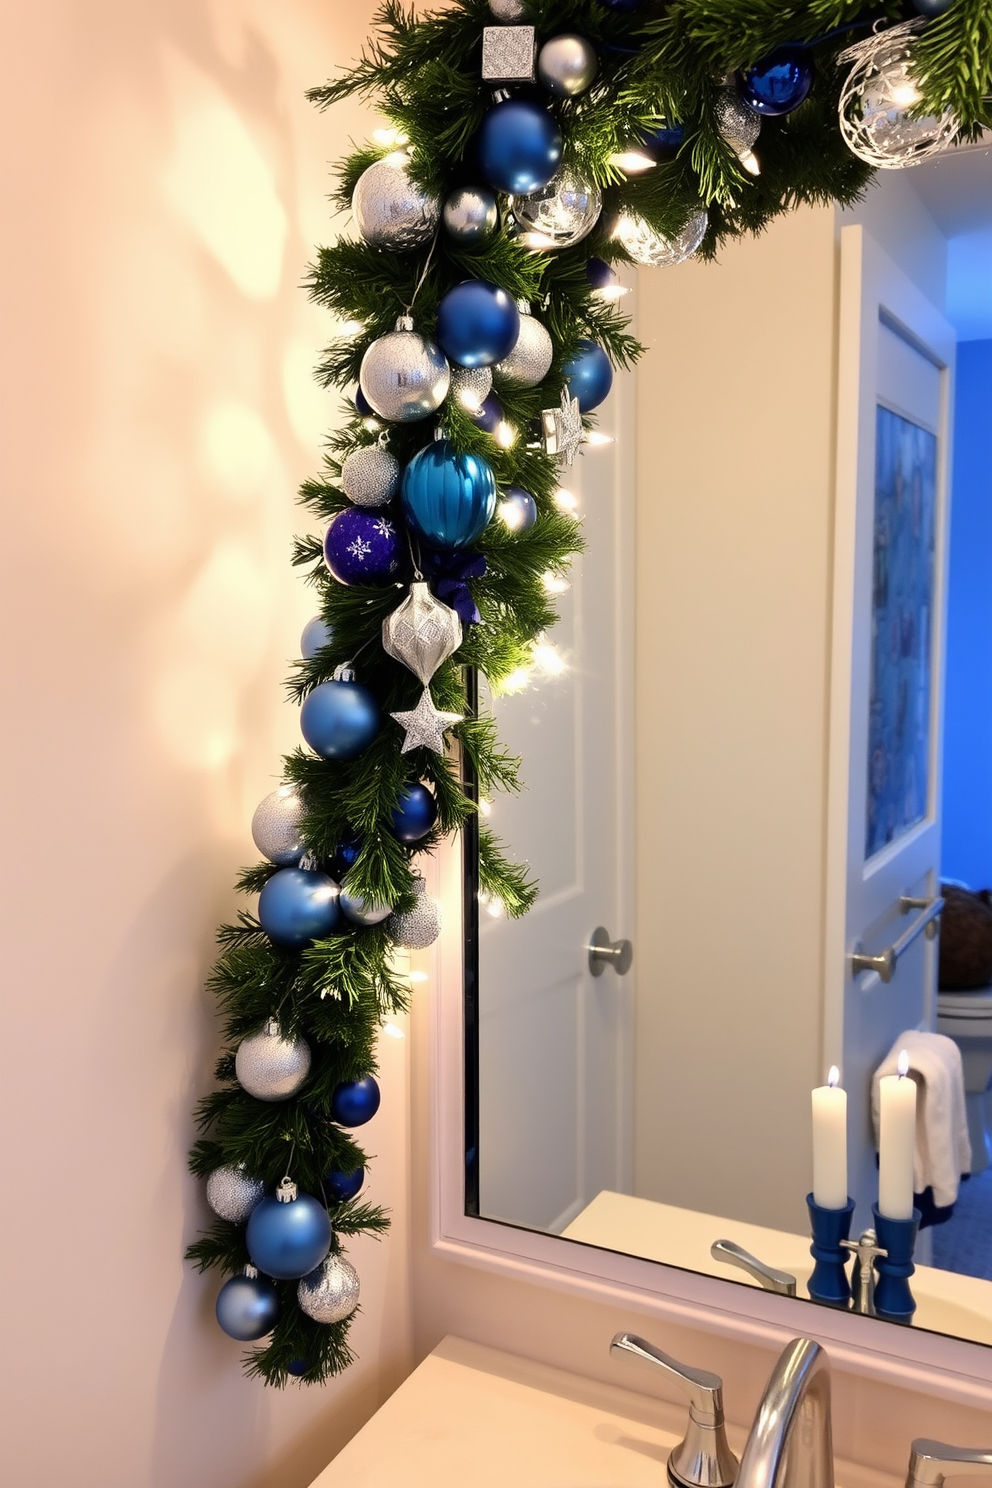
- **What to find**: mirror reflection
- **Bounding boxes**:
[467,145,992,1349]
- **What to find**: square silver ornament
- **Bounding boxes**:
[482,25,536,83]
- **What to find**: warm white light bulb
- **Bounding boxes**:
[497,666,532,695]
[519,231,557,251]
[381,1020,406,1040]
[740,149,761,176]
[609,150,657,174]
[532,640,566,676]
[542,570,570,595]
[373,127,409,147]
[554,488,578,512]
[495,421,517,449]
[583,430,614,447]
[592,283,630,302]
[479,797,493,818]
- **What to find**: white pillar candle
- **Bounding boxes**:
[878,1051,917,1221]
[811,1066,848,1209]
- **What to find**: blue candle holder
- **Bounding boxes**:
[872,1203,921,1324]
[806,1194,855,1308]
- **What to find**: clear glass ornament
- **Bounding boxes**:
[613,208,708,267]
[837,20,959,170]
[510,167,602,248]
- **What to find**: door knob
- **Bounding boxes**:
[588,927,633,977]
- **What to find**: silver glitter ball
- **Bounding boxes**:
[613,207,708,267]
[251,786,305,867]
[359,317,451,424]
[301,615,332,659]
[537,34,598,97]
[340,443,400,508]
[206,1164,265,1224]
[715,86,761,157]
[297,1252,361,1324]
[488,0,526,18]
[382,581,463,686]
[339,875,393,926]
[510,167,602,249]
[443,185,499,245]
[493,307,554,389]
[352,158,440,251]
[449,365,493,412]
[387,876,442,950]
[235,1019,312,1102]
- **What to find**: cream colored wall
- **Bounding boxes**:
[0,5,414,1486]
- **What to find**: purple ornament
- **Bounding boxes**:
[324,507,402,587]
[472,393,504,434]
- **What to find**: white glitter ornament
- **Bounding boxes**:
[235,1019,312,1102]
[493,304,554,389]
[206,1165,265,1224]
[837,20,959,169]
[359,316,451,424]
[382,580,463,685]
[340,441,401,508]
[297,1252,361,1324]
[251,786,305,867]
[510,167,602,249]
[386,875,442,949]
[352,158,440,250]
[613,207,708,267]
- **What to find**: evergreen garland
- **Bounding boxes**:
[188,0,990,1388]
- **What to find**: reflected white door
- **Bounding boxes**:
[476,368,636,1234]
[826,225,956,1232]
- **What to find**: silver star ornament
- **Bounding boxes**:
[542,387,583,467]
[390,687,463,755]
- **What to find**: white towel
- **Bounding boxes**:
[870,1031,972,1208]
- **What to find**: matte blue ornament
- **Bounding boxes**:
[564,338,613,413]
[326,1166,365,1202]
[215,1271,280,1341]
[499,487,538,532]
[246,1182,333,1281]
[472,392,504,434]
[478,99,563,196]
[300,679,381,760]
[331,1076,381,1127]
[636,121,684,161]
[287,1359,309,1377]
[258,868,341,948]
[401,439,497,551]
[436,281,520,370]
[323,507,401,587]
[355,385,374,416]
[739,48,814,116]
[300,614,332,659]
[390,781,438,843]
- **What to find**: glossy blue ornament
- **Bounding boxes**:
[326,1166,365,1202]
[258,868,341,948]
[287,1359,309,1377]
[300,679,381,760]
[390,781,438,843]
[564,338,614,413]
[355,385,374,416]
[323,507,401,587]
[739,48,814,116]
[637,122,684,161]
[331,1076,381,1127]
[499,487,538,532]
[912,0,954,13]
[401,439,497,551]
[246,1189,333,1280]
[329,832,361,881]
[478,99,562,196]
[586,257,618,292]
[215,1272,280,1341]
[436,281,520,369]
[300,615,332,658]
[472,392,504,434]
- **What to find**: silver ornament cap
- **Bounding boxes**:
[206,1164,265,1224]
[352,158,440,251]
[537,34,598,97]
[251,786,305,867]
[359,317,451,424]
[493,308,554,389]
[341,442,401,508]
[297,1252,361,1324]
[386,876,442,949]
[235,1019,312,1102]
[339,875,393,926]
[382,581,463,686]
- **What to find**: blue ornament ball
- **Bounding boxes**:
[300,680,381,760]
[326,1166,365,1202]
[287,1359,309,1377]
[478,99,563,196]
[215,1271,281,1341]
[739,47,814,116]
[401,439,497,551]
[437,281,520,370]
[598,0,644,10]
[499,487,538,532]
[564,338,614,413]
[331,1076,381,1127]
[258,868,341,948]
[355,385,374,416]
[391,781,438,843]
[300,614,332,659]
[637,121,684,161]
[586,257,618,292]
[329,832,361,880]
[912,0,954,12]
[323,507,401,587]
[246,1190,333,1280]
[472,392,504,434]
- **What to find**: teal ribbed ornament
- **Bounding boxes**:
[401,439,497,550]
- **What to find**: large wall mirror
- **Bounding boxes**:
[461,145,992,1353]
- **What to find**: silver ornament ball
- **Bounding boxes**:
[510,167,602,249]
[339,876,393,927]
[235,1019,312,1102]
[300,615,332,659]
[251,786,305,867]
[614,208,708,267]
[297,1252,361,1324]
[340,443,401,508]
[382,580,463,686]
[352,158,440,250]
[493,307,554,389]
[387,876,442,950]
[449,365,493,412]
[206,1165,265,1224]
[537,34,598,97]
[360,317,451,423]
[443,186,498,245]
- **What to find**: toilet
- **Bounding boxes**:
[937,986,992,1173]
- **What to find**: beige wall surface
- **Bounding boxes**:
[0,4,414,1487]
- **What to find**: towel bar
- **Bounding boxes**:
[849,895,945,984]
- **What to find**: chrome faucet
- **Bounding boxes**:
[906,1441,992,1488]
[735,1337,833,1488]
[710,1239,797,1297]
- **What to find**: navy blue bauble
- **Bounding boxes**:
[598,0,644,10]
[326,1166,366,1202]
[436,281,520,369]
[739,48,814,116]
[329,832,361,881]
[323,507,401,586]
[586,257,618,292]
[472,392,504,434]
[478,99,563,196]
[355,386,374,416]
[912,0,954,13]
[258,868,341,948]
[215,1272,281,1341]
[391,781,438,843]
[300,679,381,760]
[499,487,538,532]
[401,439,497,551]
[287,1359,309,1377]
[331,1077,381,1127]
[637,121,684,161]
[564,338,614,413]
[246,1191,333,1280]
